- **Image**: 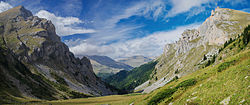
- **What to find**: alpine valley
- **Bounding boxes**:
[0,3,249,105]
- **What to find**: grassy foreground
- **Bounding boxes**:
[21,93,143,105]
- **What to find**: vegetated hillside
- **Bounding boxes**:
[136,7,250,93]
[135,25,250,105]
[0,6,116,104]
[87,55,133,79]
[117,55,152,67]
[105,61,158,92]
[23,26,249,105]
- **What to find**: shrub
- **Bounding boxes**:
[219,56,222,60]
[203,55,207,61]
[69,91,90,98]
[217,60,235,72]
[205,60,211,67]
[148,78,197,105]
[148,88,177,105]
[175,78,197,89]
[242,25,250,45]
[51,73,68,86]
[169,76,179,83]
[175,69,179,74]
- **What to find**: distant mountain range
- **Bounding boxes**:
[86,55,133,79]
[117,55,152,67]
[87,55,152,79]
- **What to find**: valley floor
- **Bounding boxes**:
[24,93,144,105]
[24,49,249,105]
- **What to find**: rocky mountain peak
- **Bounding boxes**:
[139,8,250,93]
[0,5,32,21]
[0,6,116,99]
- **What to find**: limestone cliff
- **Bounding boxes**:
[136,7,250,93]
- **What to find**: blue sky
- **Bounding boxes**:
[0,0,249,59]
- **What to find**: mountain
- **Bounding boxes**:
[0,6,116,104]
[13,24,250,105]
[105,61,157,92]
[140,26,250,105]
[87,55,133,79]
[86,55,133,79]
[135,7,250,93]
[117,55,152,67]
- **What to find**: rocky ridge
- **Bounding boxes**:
[136,7,250,93]
[0,6,116,102]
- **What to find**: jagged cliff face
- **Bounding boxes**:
[0,6,115,101]
[136,7,250,93]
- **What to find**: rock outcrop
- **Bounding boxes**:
[0,6,116,102]
[136,7,250,93]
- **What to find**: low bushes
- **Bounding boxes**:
[148,88,177,105]
[148,78,197,105]
[217,60,235,72]
[175,78,197,89]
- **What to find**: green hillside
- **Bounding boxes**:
[105,61,158,92]
[18,25,250,105]
[135,25,250,105]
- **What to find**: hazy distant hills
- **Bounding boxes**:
[117,55,152,67]
[87,55,153,79]
[86,55,133,78]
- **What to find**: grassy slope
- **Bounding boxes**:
[24,26,250,105]
[22,43,249,105]
[134,28,250,105]
[24,93,143,105]
[105,61,158,92]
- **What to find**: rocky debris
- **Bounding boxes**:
[245,76,248,79]
[239,99,245,105]
[220,96,231,105]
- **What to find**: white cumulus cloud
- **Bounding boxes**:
[35,10,95,36]
[0,1,13,13]
[68,23,201,58]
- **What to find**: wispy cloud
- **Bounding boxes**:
[166,0,210,17]
[69,23,201,58]
[0,1,12,13]
[35,10,96,36]
[88,0,166,44]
